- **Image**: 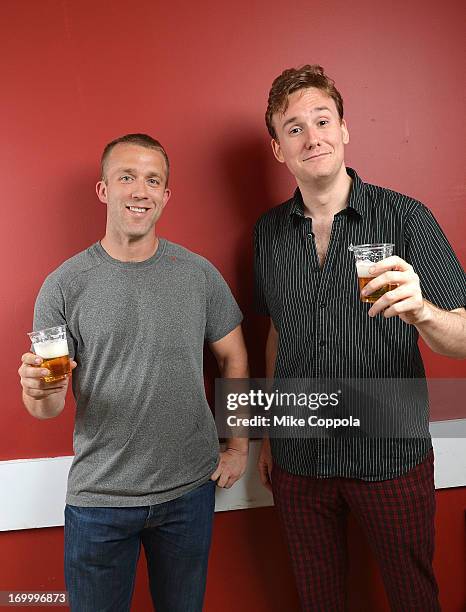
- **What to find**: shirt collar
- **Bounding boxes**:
[289,167,369,218]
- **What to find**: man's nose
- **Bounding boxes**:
[304,127,319,148]
[131,178,148,199]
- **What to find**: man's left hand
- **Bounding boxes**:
[362,256,427,324]
[211,448,248,489]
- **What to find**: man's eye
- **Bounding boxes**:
[318,120,329,127]
[289,127,302,135]
[148,178,160,186]
[120,176,133,182]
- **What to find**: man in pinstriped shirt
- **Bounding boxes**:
[254,65,466,611]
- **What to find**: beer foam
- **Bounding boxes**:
[34,338,69,359]
[355,259,376,278]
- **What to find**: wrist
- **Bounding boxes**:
[414,299,434,327]
[225,440,249,455]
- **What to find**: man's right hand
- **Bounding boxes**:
[258,437,273,492]
[18,352,77,401]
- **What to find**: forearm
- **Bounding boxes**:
[218,354,249,454]
[415,302,466,358]
[22,390,66,419]
[217,354,249,379]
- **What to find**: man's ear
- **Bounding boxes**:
[161,188,171,209]
[96,180,108,204]
[271,138,285,163]
[341,119,350,145]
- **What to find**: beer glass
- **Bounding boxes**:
[27,325,71,383]
[349,243,395,303]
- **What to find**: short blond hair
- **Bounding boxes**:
[101,133,170,185]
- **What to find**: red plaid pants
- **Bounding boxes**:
[272,451,440,611]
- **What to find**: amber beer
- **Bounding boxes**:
[349,243,395,304]
[28,325,71,383]
[356,261,396,303]
[35,346,71,383]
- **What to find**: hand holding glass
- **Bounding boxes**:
[349,243,396,303]
[27,325,71,383]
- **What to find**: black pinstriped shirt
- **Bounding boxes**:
[254,168,465,480]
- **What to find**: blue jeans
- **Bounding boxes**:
[64,480,216,612]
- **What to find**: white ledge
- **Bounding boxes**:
[1,429,464,532]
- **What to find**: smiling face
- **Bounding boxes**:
[271,87,349,186]
[96,143,171,243]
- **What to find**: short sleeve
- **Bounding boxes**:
[253,221,270,316]
[33,274,77,359]
[405,205,466,310]
[204,263,243,343]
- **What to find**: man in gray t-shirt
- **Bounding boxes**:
[18,133,249,612]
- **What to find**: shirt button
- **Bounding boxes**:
[307,233,313,238]
[319,302,326,308]
[319,340,326,347]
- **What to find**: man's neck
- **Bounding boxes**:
[100,233,159,262]
[297,166,352,221]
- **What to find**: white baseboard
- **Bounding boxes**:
[1,430,464,532]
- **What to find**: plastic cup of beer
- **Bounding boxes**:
[27,325,71,383]
[349,243,395,303]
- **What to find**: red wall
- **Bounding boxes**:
[1,0,465,610]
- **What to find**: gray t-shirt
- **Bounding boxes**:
[33,239,243,507]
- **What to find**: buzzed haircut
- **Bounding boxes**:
[100,133,170,185]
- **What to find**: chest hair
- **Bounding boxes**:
[311,218,334,268]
